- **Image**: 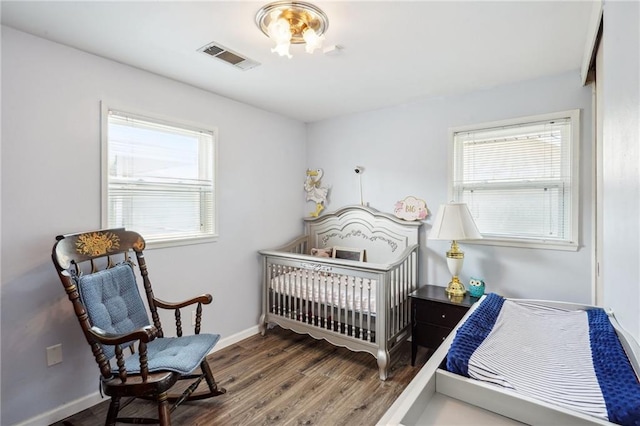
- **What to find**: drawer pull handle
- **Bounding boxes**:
[441,314,446,318]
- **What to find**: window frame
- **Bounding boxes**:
[101,102,219,249]
[448,109,580,251]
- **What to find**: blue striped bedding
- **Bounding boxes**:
[446,293,640,426]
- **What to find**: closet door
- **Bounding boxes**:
[595,36,603,305]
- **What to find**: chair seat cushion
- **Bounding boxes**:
[76,263,151,360]
[120,333,220,375]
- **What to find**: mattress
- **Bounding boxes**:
[269,270,378,314]
[446,293,640,426]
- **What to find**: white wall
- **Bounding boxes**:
[7,11,633,423]
[307,71,594,303]
[0,27,306,426]
[601,0,640,340]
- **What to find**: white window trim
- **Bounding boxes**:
[100,101,219,249]
[448,109,580,251]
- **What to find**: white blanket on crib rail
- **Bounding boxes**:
[269,270,378,314]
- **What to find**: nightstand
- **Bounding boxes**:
[410,285,478,365]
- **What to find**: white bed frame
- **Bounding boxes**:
[378,297,640,425]
[259,205,422,380]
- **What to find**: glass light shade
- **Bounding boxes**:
[303,28,324,53]
[271,41,292,58]
[267,15,291,42]
[266,14,294,58]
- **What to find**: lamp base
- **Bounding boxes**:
[445,276,466,297]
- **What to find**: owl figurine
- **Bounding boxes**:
[468,277,485,298]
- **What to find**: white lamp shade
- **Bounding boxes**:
[429,203,482,241]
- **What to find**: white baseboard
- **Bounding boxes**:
[16,325,260,426]
[211,324,260,353]
[15,392,105,426]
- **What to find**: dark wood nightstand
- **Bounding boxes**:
[410,285,478,365]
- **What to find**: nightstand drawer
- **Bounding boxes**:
[414,301,468,328]
[410,285,476,366]
[413,323,453,348]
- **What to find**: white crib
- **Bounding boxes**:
[259,205,422,380]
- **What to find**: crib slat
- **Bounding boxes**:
[307,268,312,324]
[287,266,292,319]
[389,269,398,334]
[337,275,342,332]
[367,280,372,342]
[358,277,363,340]
[278,265,283,317]
[399,261,405,332]
[293,267,298,320]
[351,276,355,338]
[273,264,279,316]
[322,274,327,329]
[301,268,307,323]
[331,274,336,331]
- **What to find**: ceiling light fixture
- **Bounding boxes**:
[255,1,329,59]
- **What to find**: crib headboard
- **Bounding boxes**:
[304,205,422,264]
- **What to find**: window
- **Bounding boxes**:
[451,110,579,250]
[102,107,217,247]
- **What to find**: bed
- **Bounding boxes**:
[258,205,422,380]
[378,293,640,425]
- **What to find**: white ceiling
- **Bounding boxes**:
[1,1,595,123]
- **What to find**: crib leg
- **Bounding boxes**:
[377,348,389,381]
[258,314,267,336]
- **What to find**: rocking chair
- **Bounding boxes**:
[52,228,226,425]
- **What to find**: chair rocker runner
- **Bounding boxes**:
[52,228,226,426]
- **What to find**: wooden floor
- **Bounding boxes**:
[53,327,429,426]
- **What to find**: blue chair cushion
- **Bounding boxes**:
[76,263,220,375]
[120,333,220,375]
[76,263,150,359]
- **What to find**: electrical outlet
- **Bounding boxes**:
[46,344,63,366]
[192,310,196,326]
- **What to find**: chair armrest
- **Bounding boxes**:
[153,294,213,337]
[153,294,213,310]
[88,324,157,346]
[88,325,158,382]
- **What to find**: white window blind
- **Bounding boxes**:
[451,111,579,249]
[104,109,217,245]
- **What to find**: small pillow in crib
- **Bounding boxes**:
[311,247,333,257]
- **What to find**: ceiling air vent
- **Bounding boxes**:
[198,42,260,71]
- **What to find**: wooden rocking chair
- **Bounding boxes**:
[52,228,226,426]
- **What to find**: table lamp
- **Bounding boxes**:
[429,202,482,296]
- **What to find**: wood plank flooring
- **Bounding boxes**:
[53,327,430,426]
